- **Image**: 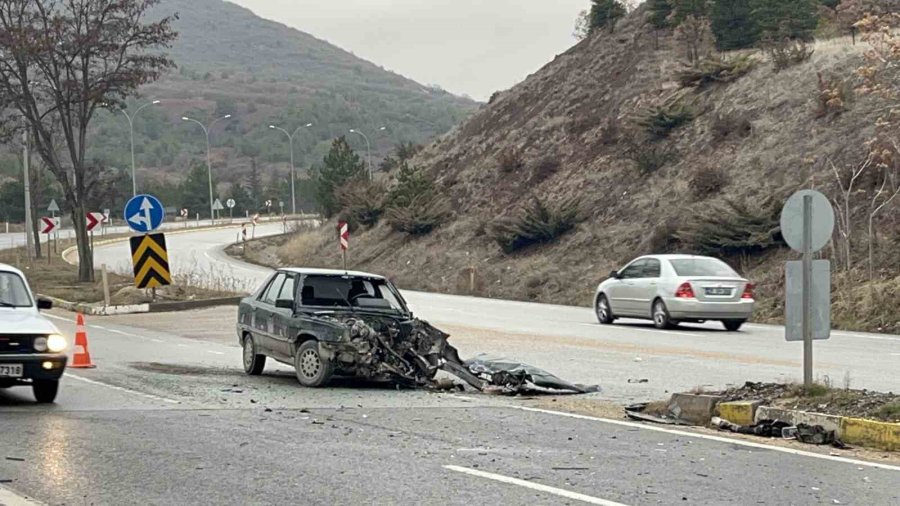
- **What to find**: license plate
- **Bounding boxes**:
[0,364,23,378]
[705,287,732,296]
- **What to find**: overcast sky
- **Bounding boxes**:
[228,0,587,101]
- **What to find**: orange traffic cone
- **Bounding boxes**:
[70,313,96,369]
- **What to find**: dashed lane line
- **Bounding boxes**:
[444,465,628,506]
[64,373,180,405]
[577,322,704,337]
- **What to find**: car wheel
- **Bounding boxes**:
[294,340,333,388]
[595,294,615,325]
[652,300,673,330]
[33,380,59,404]
[242,334,266,375]
[722,320,746,332]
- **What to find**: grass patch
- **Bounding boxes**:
[489,197,582,254]
[876,403,900,421]
[639,102,695,139]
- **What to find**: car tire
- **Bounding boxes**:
[595,294,615,325]
[652,299,674,330]
[33,380,59,404]
[294,340,333,388]
[722,320,746,332]
[242,334,266,376]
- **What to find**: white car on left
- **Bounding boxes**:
[0,263,67,403]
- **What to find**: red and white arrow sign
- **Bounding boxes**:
[86,212,105,232]
[40,217,59,235]
[338,221,349,251]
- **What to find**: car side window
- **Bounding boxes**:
[261,273,286,306]
[643,259,661,278]
[619,260,646,279]
[277,275,296,303]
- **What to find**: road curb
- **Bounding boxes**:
[38,293,242,316]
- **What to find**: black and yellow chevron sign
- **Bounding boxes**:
[129,233,172,289]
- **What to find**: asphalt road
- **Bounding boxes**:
[1,311,898,505]
[2,225,898,504]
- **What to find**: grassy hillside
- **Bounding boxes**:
[263,9,900,333]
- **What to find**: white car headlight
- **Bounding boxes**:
[47,334,67,353]
[33,336,48,352]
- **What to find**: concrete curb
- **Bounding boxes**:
[687,395,900,452]
[38,294,242,316]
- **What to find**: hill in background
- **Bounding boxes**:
[268,5,899,333]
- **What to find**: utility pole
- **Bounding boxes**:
[349,129,372,179]
[22,119,34,261]
[183,115,232,223]
[269,122,313,215]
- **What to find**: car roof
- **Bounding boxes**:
[0,263,26,277]
[278,267,387,280]
[636,254,722,261]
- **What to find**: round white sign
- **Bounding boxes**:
[780,189,835,253]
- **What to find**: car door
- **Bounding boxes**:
[268,273,297,361]
[631,258,661,318]
[254,272,286,355]
[607,260,646,316]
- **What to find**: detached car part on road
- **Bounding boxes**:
[595,255,754,331]
[237,268,597,394]
[0,264,67,403]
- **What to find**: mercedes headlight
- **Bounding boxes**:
[46,334,67,353]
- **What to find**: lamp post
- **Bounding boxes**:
[182,114,232,223]
[120,100,160,196]
[349,129,372,179]
[269,122,313,215]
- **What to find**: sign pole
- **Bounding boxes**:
[802,195,813,387]
[342,250,347,271]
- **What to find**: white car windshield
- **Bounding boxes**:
[0,272,33,308]
[669,258,739,278]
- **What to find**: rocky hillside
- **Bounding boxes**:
[264,8,899,332]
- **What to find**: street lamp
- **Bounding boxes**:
[182,114,232,223]
[269,122,313,215]
[349,129,372,179]
[120,100,161,196]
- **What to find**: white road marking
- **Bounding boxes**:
[150,338,164,343]
[105,328,149,341]
[207,351,226,355]
[444,465,628,506]
[511,406,900,472]
[0,487,45,506]
[91,325,107,330]
[44,314,75,323]
[177,344,189,348]
[64,373,180,405]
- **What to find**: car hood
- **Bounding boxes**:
[0,309,60,335]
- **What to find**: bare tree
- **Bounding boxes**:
[0,0,176,282]
[867,168,900,279]
[829,155,873,272]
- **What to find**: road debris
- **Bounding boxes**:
[711,417,848,448]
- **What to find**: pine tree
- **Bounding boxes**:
[314,137,366,217]
[648,0,674,29]
[751,0,819,41]
[711,0,760,50]
[589,0,627,34]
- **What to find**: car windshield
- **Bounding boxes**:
[669,258,739,278]
[300,275,407,313]
[0,271,33,308]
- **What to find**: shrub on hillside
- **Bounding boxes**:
[768,40,814,72]
[335,178,386,228]
[815,72,851,118]
[676,55,758,88]
[489,197,583,254]
[675,196,783,255]
[625,142,674,175]
[497,148,524,173]
[385,195,452,236]
[529,156,561,183]
[710,112,753,142]
[639,103,695,139]
[383,162,451,236]
[688,165,730,199]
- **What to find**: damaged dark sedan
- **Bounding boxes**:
[237,268,457,387]
[237,268,599,394]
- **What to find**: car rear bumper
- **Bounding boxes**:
[664,298,754,321]
[0,354,67,383]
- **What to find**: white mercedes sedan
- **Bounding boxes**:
[594,255,754,331]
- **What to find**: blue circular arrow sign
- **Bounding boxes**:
[124,194,165,233]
